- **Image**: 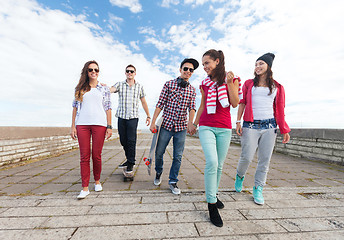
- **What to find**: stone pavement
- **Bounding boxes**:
[0,133,343,239]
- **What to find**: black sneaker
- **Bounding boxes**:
[154,172,162,186]
[126,163,134,173]
[118,161,128,168]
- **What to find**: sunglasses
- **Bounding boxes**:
[183,67,194,73]
[88,68,99,73]
[126,70,135,73]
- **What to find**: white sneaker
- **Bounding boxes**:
[169,183,181,195]
[94,184,103,192]
[77,190,90,199]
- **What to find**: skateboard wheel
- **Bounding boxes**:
[145,161,150,166]
[152,129,157,133]
[143,157,147,161]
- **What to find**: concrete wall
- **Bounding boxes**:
[231,128,344,166]
[0,127,117,167]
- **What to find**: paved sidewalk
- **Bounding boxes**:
[0,133,344,239]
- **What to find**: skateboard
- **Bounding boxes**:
[122,166,134,182]
[143,118,163,175]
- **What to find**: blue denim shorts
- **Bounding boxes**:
[243,118,277,130]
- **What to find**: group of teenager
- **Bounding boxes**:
[70,49,290,227]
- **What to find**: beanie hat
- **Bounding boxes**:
[256,53,275,68]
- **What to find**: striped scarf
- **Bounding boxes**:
[201,75,242,114]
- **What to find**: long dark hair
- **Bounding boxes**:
[75,60,99,101]
[253,65,275,95]
[203,49,226,85]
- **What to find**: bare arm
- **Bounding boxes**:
[149,107,162,132]
[226,71,240,108]
[187,109,196,134]
[235,103,245,136]
[110,86,117,93]
[70,107,77,140]
[105,109,112,139]
[140,97,151,126]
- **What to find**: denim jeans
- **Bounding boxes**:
[199,126,232,203]
[155,127,186,184]
[237,120,277,187]
[117,118,139,164]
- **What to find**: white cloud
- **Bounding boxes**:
[141,0,344,128]
[109,0,142,13]
[161,0,180,8]
[129,41,140,51]
[107,13,123,32]
[0,0,170,128]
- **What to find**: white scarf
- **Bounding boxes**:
[201,76,242,114]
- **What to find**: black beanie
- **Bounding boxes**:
[256,53,275,68]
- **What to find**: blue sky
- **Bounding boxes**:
[1,0,344,129]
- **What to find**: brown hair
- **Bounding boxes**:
[125,64,136,72]
[75,60,99,101]
[253,65,275,95]
[203,49,226,85]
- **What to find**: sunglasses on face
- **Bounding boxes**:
[183,67,194,73]
[126,70,135,74]
[88,68,99,73]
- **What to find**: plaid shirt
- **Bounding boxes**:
[113,80,145,119]
[156,78,196,132]
[72,82,111,116]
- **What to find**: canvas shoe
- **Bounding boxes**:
[154,172,162,186]
[235,174,245,192]
[94,183,102,192]
[126,163,134,173]
[169,183,181,195]
[253,186,264,205]
[77,190,90,199]
[118,161,128,168]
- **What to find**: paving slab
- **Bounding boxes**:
[0,133,343,239]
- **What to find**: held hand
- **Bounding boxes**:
[146,117,151,126]
[150,123,156,133]
[236,123,242,136]
[227,71,234,82]
[282,133,290,144]
[106,129,112,140]
[70,127,77,140]
[187,122,196,135]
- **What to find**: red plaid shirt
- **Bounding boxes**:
[156,78,196,132]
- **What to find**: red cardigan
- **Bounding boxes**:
[240,79,290,134]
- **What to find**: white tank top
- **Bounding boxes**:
[251,87,277,120]
[75,88,107,127]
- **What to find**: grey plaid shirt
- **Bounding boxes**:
[112,80,145,119]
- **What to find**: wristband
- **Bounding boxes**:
[193,123,198,128]
[147,116,151,119]
[106,125,112,129]
[236,120,241,123]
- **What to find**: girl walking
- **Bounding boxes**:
[71,60,112,199]
[192,49,240,227]
[235,53,290,205]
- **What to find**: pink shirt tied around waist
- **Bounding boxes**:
[199,76,242,129]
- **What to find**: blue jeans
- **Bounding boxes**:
[155,127,186,184]
[199,126,232,203]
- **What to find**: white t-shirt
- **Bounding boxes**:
[251,87,277,120]
[75,88,107,127]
